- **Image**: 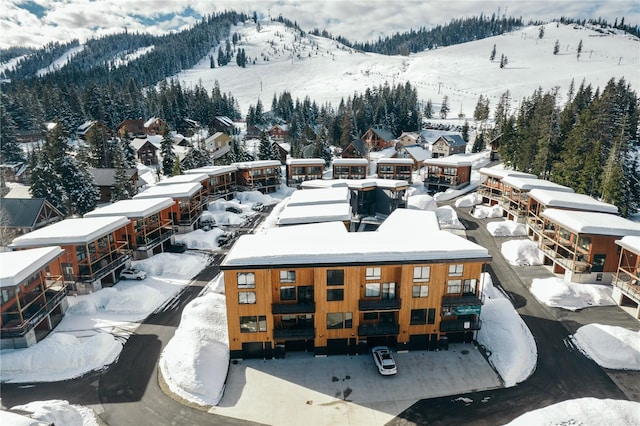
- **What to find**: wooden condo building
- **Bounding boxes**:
[233,160,281,194]
[1,246,68,349]
[133,182,204,233]
[377,158,414,183]
[478,168,536,206]
[499,176,573,222]
[332,158,368,180]
[423,157,472,194]
[286,158,325,187]
[221,209,490,359]
[612,237,640,319]
[185,165,238,201]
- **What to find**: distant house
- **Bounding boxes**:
[144,117,166,135]
[332,158,368,179]
[116,119,145,139]
[211,116,235,134]
[272,141,289,164]
[362,127,396,152]
[76,120,112,141]
[204,132,232,153]
[268,124,289,142]
[286,158,325,186]
[0,162,28,184]
[233,160,281,194]
[0,198,65,244]
[131,138,159,166]
[88,168,141,202]
[341,138,367,158]
[377,158,414,182]
[394,144,431,170]
[397,131,420,146]
[245,124,269,140]
[431,134,467,158]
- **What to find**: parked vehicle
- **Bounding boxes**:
[165,242,187,253]
[225,206,242,214]
[120,268,147,280]
[200,218,216,231]
[251,202,265,212]
[371,346,397,375]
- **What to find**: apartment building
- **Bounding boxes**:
[478,168,536,205]
[500,176,574,222]
[423,157,472,194]
[286,158,325,187]
[612,236,640,319]
[332,158,368,180]
[133,182,204,232]
[185,165,238,201]
[377,158,414,183]
[234,160,281,193]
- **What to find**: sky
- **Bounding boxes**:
[1,0,639,50]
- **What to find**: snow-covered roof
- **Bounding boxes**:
[133,182,202,199]
[348,178,409,189]
[424,156,472,167]
[286,158,325,165]
[215,116,234,127]
[376,209,440,234]
[300,179,349,189]
[616,236,640,254]
[130,137,159,151]
[84,197,174,219]
[479,167,537,180]
[528,189,618,214]
[419,129,462,144]
[10,216,130,248]
[333,158,369,166]
[286,187,350,206]
[377,157,415,165]
[501,176,574,193]
[233,160,281,169]
[157,173,209,185]
[144,117,159,128]
[541,209,640,237]
[0,246,64,288]
[277,202,352,226]
[184,165,238,176]
[224,209,490,267]
[401,144,431,162]
[368,147,397,161]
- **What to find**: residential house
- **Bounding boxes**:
[332,158,368,180]
[272,141,290,165]
[211,116,235,134]
[286,158,326,187]
[185,165,238,201]
[397,131,420,146]
[131,137,159,166]
[268,124,289,142]
[116,119,145,139]
[478,167,537,206]
[430,134,467,158]
[423,156,472,194]
[88,168,141,203]
[233,160,281,194]
[84,197,175,259]
[0,162,28,185]
[612,236,640,319]
[500,176,574,222]
[9,216,131,294]
[76,120,112,141]
[536,209,640,284]
[221,208,490,359]
[133,183,204,233]
[341,138,368,159]
[144,117,166,135]
[0,198,65,245]
[1,246,68,349]
[377,158,414,183]
[362,127,396,152]
[394,144,431,170]
[204,132,232,154]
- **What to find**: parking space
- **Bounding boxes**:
[210,343,502,426]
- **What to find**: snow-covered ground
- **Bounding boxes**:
[487,220,527,237]
[530,277,616,311]
[500,239,544,266]
[571,324,640,370]
[3,400,99,426]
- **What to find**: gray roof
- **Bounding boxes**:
[441,134,467,147]
[345,139,367,157]
[0,198,63,228]
[88,168,139,187]
[370,127,396,142]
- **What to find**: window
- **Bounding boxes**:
[238,292,256,304]
[382,282,396,300]
[592,254,606,272]
[413,266,430,282]
[327,312,352,329]
[327,289,344,301]
[427,308,436,324]
[365,283,380,297]
[327,269,344,286]
[280,270,296,283]
[412,285,429,298]
[463,279,477,294]
[365,267,381,280]
[237,272,255,289]
[577,236,591,252]
[447,280,462,294]
[240,315,266,333]
[410,309,427,325]
[449,264,463,276]
[76,246,86,262]
[280,286,296,300]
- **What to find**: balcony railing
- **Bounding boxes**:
[273,327,315,339]
[358,298,401,311]
[613,274,640,301]
[439,318,482,332]
[76,252,130,282]
[272,302,315,314]
[357,323,399,336]
[442,294,483,308]
[0,289,67,338]
[136,227,174,251]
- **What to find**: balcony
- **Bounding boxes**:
[357,323,399,336]
[613,273,640,302]
[272,302,315,315]
[442,294,483,308]
[358,298,401,311]
[273,327,315,340]
[0,288,67,338]
[439,318,482,332]
[76,251,130,283]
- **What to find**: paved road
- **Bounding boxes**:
[387,207,634,425]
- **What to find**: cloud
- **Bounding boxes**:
[1,0,638,50]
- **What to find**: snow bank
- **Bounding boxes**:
[407,194,438,211]
[175,228,225,250]
[454,192,482,208]
[505,397,640,425]
[501,239,543,266]
[530,277,616,311]
[487,220,527,237]
[10,400,99,426]
[435,206,465,229]
[471,204,503,218]
[571,324,640,370]
[137,252,207,277]
[433,181,478,202]
[476,273,537,387]
[235,190,281,206]
[1,333,122,382]
[159,289,229,407]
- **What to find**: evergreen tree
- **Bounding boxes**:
[120,134,137,168]
[60,155,98,215]
[172,157,182,176]
[499,54,508,68]
[160,125,175,176]
[258,131,273,160]
[111,141,135,201]
[423,99,433,119]
[0,96,24,164]
[472,132,485,153]
[538,26,545,39]
[576,39,583,61]
[473,95,490,121]
[461,121,470,142]
[85,125,111,168]
[490,44,496,61]
[553,40,560,55]
[439,96,450,119]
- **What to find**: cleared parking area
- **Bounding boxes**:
[210,343,502,426]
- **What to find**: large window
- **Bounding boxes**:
[280,270,296,283]
[447,280,462,294]
[382,282,396,300]
[240,315,266,333]
[412,285,429,298]
[365,267,381,280]
[280,286,296,300]
[448,264,463,276]
[463,279,477,294]
[237,272,255,289]
[427,308,436,324]
[413,266,430,282]
[365,283,380,297]
[592,254,606,272]
[327,312,352,329]
[327,269,344,286]
[238,292,256,304]
[410,309,427,325]
[327,288,344,301]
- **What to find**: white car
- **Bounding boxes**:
[371,346,397,376]
[120,268,147,280]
